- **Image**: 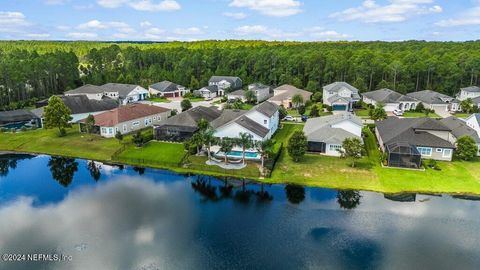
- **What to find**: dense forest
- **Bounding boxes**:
[1,40,480,110]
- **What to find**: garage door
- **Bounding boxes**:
[333,105,347,111]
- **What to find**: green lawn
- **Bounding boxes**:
[269,126,480,194]
[403,111,441,118]
[452,113,470,119]
[147,97,171,103]
[186,97,205,102]
[354,109,370,118]
[0,125,122,161]
[116,141,185,165]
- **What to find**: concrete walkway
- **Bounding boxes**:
[206,160,247,170]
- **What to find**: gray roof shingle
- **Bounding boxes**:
[64,84,105,95]
[0,110,39,124]
[461,86,480,93]
[406,90,457,105]
[157,106,221,128]
[102,83,143,99]
[362,88,416,103]
[303,113,362,144]
[253,101,279,117]
[150,81,183,92]
[441,116,480,143]
[234,115,270,138]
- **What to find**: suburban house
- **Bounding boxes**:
[80,104,170,138]
[472,97,480,107]
[465,114,480,134]
[0,109,41,129]
[208,76,243,96]
[440,116,480,156]
[33,95,118,123]
[64,84,115,100]
[227,90,246,102]
[194,85,218,100]
[153,106,221,142]
[303,113,363,157]
[213,101,279,141]
[406,90,460,113]
[149,81,188,98]
[376,117,456,168]
[362,88,418,112]
[323,82,361,112]
[101,83,149,105]
[248,83,272,103]
[456,86,480,101]
[268,84,312,109]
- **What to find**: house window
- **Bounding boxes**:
[109,128,113,134]
[329,144,342,152]
[264,119,267,125]
[153,116,156,120]
[417,147,432,156]
[132,121,139,127]
[436,148,443,153]
[115,127,119,133]
[123,125,127,132]
[101,128,106,134]
[443,149,452,158]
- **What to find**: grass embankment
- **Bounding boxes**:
[0,125,121,161]
[270,125,480,194]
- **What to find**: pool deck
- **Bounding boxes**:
[206,159,247,170]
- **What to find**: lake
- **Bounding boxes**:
[1,154,480,270]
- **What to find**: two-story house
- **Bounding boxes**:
[208,76,242,96]
[322,82,360,112]
[101,83,150,105]
[457,86,480,101]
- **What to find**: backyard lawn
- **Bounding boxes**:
[147,97,171,103]
[354,109,370,118]
[403,111,441,118]
[115,141,185,166]
[452,113,470,119]
[0,125,121,161]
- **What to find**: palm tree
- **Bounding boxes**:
[238,132,253,164]
[291,94,304,108]
[190,132,204,154]
[202,128,217,160]
[219,138,234,164]
[256,139,274,169]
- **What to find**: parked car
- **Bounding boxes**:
[301,115,308,122]
[393,109,404,116]
[283,115,295,121]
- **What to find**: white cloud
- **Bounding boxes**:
[309,30,350,41]
[0,11,30,33]
[330,0,442,23]
[229,0,302,17]
[140,21,152,27]
[25,33,51,39]
[435,6,480,27]
[235,25,301,39]
[45,0,68,5]
[223,12,247,19]
[77,20,134,33]
[97,0,181,12]
[66,32,99,40]
[173,27,204,35]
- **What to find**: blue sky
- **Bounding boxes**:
[0,0,479,41]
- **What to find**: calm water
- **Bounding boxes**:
[1,154,480,270]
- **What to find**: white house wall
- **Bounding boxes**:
[245,110,279,138]
[331,120,362,137]
[214,123,264,141]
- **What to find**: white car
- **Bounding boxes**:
[283,115,295,121]
[393,109,404,116]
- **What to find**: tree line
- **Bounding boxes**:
[1,40,480,110]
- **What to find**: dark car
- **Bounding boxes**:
[301,115,308,122]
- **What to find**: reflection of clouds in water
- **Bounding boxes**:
[97,162,119,176]
[0,176,200,270]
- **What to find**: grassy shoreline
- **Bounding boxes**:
[1,124,480,195]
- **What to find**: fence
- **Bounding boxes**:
[264,142,284,178]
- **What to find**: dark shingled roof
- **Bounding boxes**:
[441,116,480,143]
[253,101,279,117]
[0,110,38,124]
[34,95,118,116]
[64,84,105,95]
[150,81,182,92]
[376,117,454,149]
[209,76,242,87]
[157,106,221,128]
[234,115,270,138]
[211,109,247,129]
[362,88,416,103]
[406,90,457,105]
[101,83,143,99]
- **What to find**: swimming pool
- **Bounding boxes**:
[0,121,33,130]
[227,151,259,158]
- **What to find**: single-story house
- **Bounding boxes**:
[323,82,361,112]
[194,85,218,100]
[227,90,246,102]
[362,88,418,112]
[465,113,480,134]
[208,76,242,96]
[303,113,363,157]
[80,104,170,138]
[213,101,279,141]
[456,86,480,101]
[0,109,41,129]
[406,90,460,113]
[268,84,312,109]
[376,117,456,168]
[101,83,149,105]
[248,83,272,103]
[33,95,118,124]
[64,84,116,101]
[149,81,188,98]
[154,106,221,142]
[440,116,480,156]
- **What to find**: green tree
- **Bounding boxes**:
[43,96,73,136]
[288,130,307,162]
[132,131,144,147]
[219,138,234,164]
[189,76,200,90]
[455,136,478,161]
[279,105,288,120]
[115,130,123,144]
[310,104,319,117]
[460,98,474,114]
[292,94,304,108]
[244,90,256,104]
[181,99,192,112]
[85,114,95,134]
[297,105,306,115]
[369,103,387,121]
[190,132,204,154]
[197,118,209,131]
[202,128,217,160]
[256,139,274,169]
[238,132,253,164]
[305,80,317,92]
[339,137,363,168]
[312,92,322,102]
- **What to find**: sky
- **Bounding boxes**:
[0,0,479,41]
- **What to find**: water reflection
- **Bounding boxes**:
[337,190,362,209]
[384,193,416,202]
[87,161,101,182]
[48,157,78,187]
[0,154,34,177]
[285,184,305,204]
